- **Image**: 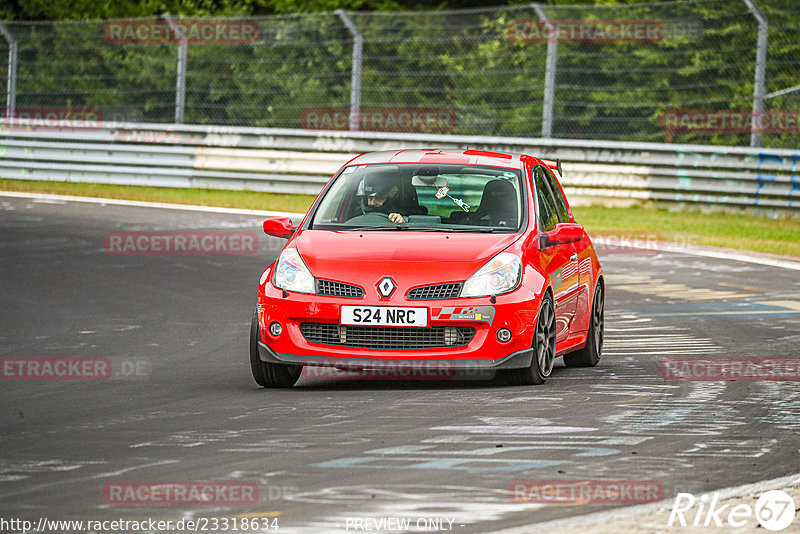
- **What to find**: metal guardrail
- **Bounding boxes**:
[1,121,798,210]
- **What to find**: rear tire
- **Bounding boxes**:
[503,294,556,386]
[564,282,604,368]
[249,307,301,388]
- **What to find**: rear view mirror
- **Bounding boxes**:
[411,166,446,187]
[541,222,584,248]
[411,175,447,187]
[263,217,297,239]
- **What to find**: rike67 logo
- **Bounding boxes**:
[669,490,796,531]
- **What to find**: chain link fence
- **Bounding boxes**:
[0,0,798,148]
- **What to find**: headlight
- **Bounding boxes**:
[461,252,522,297]
[273,248,315,294]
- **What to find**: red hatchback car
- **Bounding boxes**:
[250,149,604,387]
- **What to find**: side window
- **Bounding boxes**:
[542,167,569,223]
[317,182,348,222]
[534,167,559,232]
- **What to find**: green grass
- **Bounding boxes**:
[0,179,318,214]
[2,179,799,257]
[572,204,800,257]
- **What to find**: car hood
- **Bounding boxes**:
[293,229,521,283]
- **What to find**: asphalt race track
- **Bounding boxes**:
[1,194,799,533]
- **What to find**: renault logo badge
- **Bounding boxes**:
[377,277,396,298]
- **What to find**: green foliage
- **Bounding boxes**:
[0,0,798,148]
[5,0,251,20]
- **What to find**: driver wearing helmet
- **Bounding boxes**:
[361,169,406,223]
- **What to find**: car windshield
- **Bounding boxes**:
[310,163,524,232]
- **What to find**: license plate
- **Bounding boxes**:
[341,306,428,327]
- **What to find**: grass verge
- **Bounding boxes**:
[1,179,798,258]
[0,179,318,214]
[572,204,800,258]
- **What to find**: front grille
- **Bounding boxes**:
[316,279,364,298]
[300,323,475,349]
[407,283,463,300]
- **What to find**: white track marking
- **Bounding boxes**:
[0,191,304,220]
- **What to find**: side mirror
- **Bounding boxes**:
[263,217,297,239]
[540,222,584,248]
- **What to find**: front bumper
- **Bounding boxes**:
[258,340,533,370]
[257,277,541,370]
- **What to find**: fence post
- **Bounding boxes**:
[336,10,362,132]
[532,4,556,139]
[163,14,187,124]
[742,0,767,148]
[0,23,17,119]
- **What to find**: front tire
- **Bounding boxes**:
[564,281,604,368]
[503,294,556,386]
[249,307,301,388]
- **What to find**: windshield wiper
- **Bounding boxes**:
[399,227,497,233]
[442,227,496,233]
[337,225,499,233]
[343,224,411,231]
[358,226,497,233]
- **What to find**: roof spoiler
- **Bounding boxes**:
[540,158,563,177]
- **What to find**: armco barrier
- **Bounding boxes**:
[0,121,798,210]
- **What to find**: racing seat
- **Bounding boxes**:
[453,179,517,227]
[399,174,428,216]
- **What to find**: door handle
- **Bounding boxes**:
[570,253,578,261]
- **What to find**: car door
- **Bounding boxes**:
[533,166,577,343]
[541,166,592,336]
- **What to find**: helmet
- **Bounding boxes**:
[362,169,398,198]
